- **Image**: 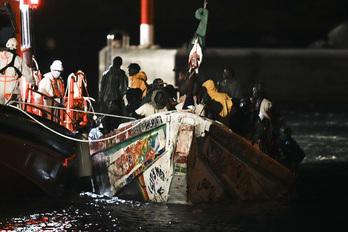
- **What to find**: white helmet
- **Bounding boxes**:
[50,60,64,71]
[6,38,18,50]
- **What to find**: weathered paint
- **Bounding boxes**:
[142,151,173,202]
[90,112,296,203]
[89,115,164,155]
[92,124,167,196]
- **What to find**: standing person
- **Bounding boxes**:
[0,38,36,106]
[99,56,128,114]
[99,56,128,133]
[35,60,65,119]
[127,63,148,98]
[217,67,242,99]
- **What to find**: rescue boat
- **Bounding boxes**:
[0,104,77,196]
[1,0,91,197]
[89,111,297,204]
[0,70,93,197]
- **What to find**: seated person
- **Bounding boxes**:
[202,79,234,127]
[135,89,170,117]
[123,88,143,119]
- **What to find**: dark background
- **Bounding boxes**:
[32,0,348,98]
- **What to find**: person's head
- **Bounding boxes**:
[6,38,18,52]
[128,63,141,76]
[152,78,164,88]
[252,82,265,99]
[280,127,292,140]
[50,60,64,79]
[113,56,122,68]
[222,67,235,79]
[126,88,143,102]
[151,90,167,109]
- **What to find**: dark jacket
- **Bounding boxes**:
[99,65,128,113]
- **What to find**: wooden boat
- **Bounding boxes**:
[89,111,297,204]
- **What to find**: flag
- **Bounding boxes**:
[188,7,208,73]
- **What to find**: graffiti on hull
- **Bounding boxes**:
[92,124,167,196]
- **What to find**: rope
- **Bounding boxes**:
[12,100,135,120]
[7,104,155,143]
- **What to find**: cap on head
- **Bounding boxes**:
[152,78,164,87]
[50,60,64,71]
[6,38,18,50]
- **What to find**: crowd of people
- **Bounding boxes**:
[0,39,304,170]
[94,55,305,170]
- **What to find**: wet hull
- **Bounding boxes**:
[90,112,296,204]
[0,105,76,196]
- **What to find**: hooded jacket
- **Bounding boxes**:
[259,98,272,120]
[129,71,148,98]
[202,79,233,126]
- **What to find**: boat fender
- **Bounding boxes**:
[76,132,92,177]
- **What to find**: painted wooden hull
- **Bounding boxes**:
[89,111,297,204]
[0,105,77,196]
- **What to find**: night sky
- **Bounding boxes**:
[32,0,348,98]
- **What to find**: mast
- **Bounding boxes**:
[140,0,154,47]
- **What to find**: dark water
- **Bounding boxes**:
[1,104,348,232]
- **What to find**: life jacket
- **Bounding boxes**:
[49,76,64,98]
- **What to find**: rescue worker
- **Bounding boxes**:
[202,79,234,127]
[127,63,148,98]
[0,38,36,106]
[35,60,65,119]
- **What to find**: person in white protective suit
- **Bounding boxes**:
[0,38,36,106]
[35,60,65,119]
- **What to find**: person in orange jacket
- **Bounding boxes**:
[127,63,148,98]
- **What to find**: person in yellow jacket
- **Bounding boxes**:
[127,63,148,98]
[202,79,234,127]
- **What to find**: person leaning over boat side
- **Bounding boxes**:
[0,38,36,106]
[249,82,283,159]
[135,89,170,117]
[251,98,275,157]
[35,60,65,119]
[201,79,234,127]
[127,63,149,98]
